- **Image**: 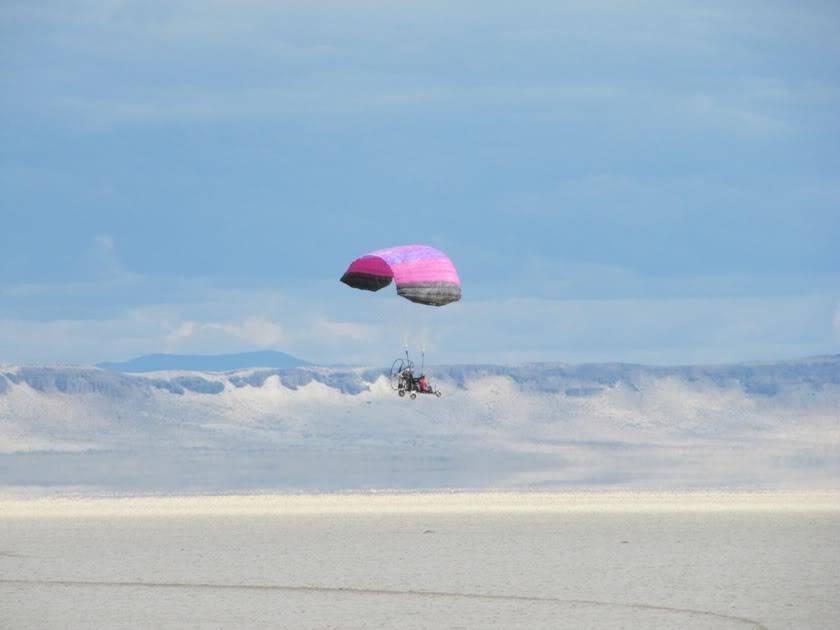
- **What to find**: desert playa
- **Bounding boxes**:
[2,491,838,629]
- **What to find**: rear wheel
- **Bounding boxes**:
[410,392,417,399]
[398,389,405,397]
[435,391,442,398]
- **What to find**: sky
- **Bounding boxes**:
[1,0,839,366]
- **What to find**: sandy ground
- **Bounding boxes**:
[2,490,840,516]
[1,492,839,629]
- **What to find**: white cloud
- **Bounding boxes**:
[11,0,835,133]
[80,233,123,280]
[1,263,838,366]
[312,319,378,343]
[163,318,284,352]
[421,293,840,365]
[166,321,195,342]
[0,288,837,367]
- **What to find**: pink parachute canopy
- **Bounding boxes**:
[340,244,461,306]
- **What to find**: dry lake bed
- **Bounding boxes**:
[1,492,838,629]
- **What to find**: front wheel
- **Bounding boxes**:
[410,392,417,399]
[435,391,442,398]
[398,389,405,397]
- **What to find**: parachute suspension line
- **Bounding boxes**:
[406,305,431,367]
[397,297,414,356]
[396,296,427,361]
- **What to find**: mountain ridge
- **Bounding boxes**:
[2,354,838,492]
[3,353,838,397]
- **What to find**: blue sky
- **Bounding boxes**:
[1,1,838,365]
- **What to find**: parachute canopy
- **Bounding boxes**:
[340,244,461,307]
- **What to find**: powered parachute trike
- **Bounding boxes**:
[389,350,442,399]
[339,244,461,400]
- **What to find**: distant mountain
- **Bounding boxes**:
[2,355,838,492]
[97,350,311,373]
